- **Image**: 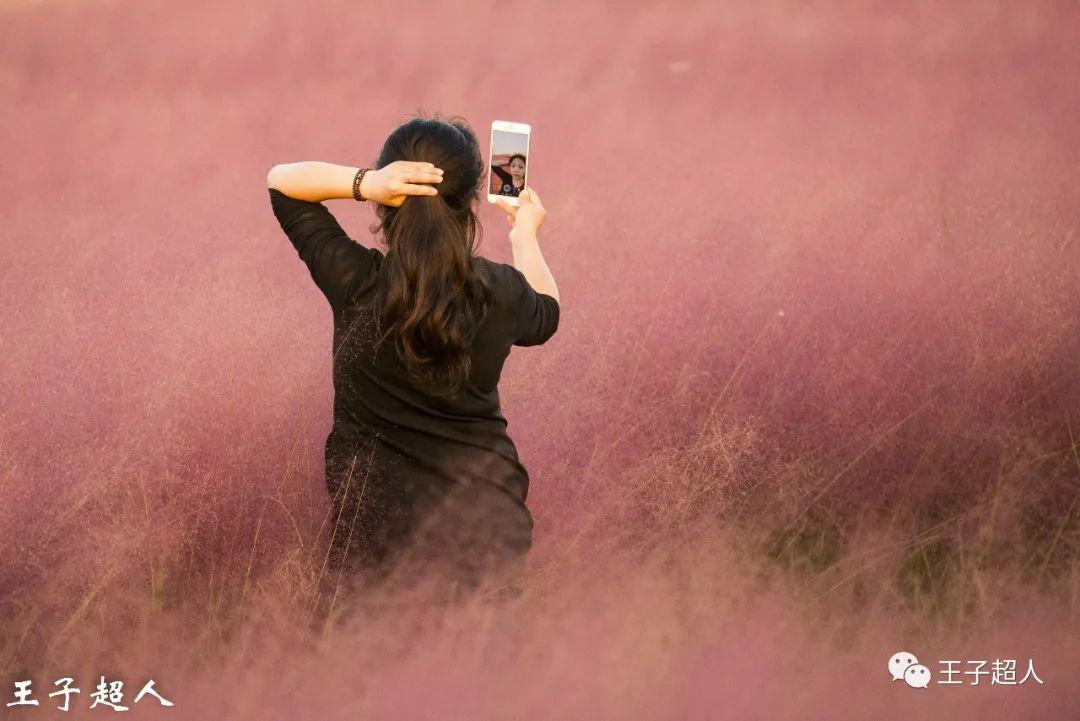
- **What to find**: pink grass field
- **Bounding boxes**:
[2,1,1079,719]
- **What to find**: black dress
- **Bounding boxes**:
[491,165,526,197]
[269,188,559,591]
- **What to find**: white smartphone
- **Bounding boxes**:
[487,120,531,207]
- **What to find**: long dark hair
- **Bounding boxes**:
[370,114,495,398]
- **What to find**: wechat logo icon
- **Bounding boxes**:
[889,651,931,689]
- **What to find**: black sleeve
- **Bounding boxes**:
[491,165,511,184]
[507,265,560,347]
[269,188,381,309]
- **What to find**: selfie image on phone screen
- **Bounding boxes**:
[488,121,530,205]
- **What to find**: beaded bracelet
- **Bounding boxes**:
[352,168,369,202]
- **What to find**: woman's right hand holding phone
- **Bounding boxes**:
[496,187,559,303]
[494,188,545,237]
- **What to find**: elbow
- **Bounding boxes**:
[266,164,285,190]
[267,163,302,189]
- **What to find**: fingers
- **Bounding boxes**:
[396,183,440,196]
[409,162,443,181]
[413,161,442,175]
[523,187,542,208]
[493,197,517,226]
[393,160,443,173]
[390,160,444,185]
[401,163,442,193]
[404,170,443,184]
[385,161,442,196]
[493,197,517,215]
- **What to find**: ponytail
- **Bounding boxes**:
[373,193,494,397]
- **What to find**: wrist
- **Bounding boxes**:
[358,168,377,202]
[509,226,538,244]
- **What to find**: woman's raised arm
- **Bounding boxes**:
[267,161,444,206]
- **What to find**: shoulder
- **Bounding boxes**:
[473,256,524,295]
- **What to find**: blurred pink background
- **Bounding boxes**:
[2,0,1079,718]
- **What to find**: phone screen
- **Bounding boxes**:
[489,128,530,199]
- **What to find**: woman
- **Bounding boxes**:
[490,153,527,197]
[266,116,559,601]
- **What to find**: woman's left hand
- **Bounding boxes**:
[359,161,444,207]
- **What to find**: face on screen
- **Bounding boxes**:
[490,129,529,198]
